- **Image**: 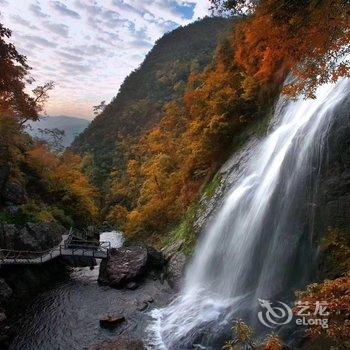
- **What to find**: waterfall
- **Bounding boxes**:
[147,78,350,349]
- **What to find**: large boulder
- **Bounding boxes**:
[99,246,148,288]
[98,246,165,288]
[89,338,144,350]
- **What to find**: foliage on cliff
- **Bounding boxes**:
[295,274,350,344]
[211,0,350,98]
[105,34,276,239]
[71,17,234,186]
[0,21,99,228]
[104,1,350,241]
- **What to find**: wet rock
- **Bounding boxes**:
[162,240,184,261]
[99,315,125,329]
[98,245,165,288]
[102,246,147,288]
[166,251,187,290]
[0,279,12,304]
[2,181,27,205]
[89,338,144,350]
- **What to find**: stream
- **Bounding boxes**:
[9,231,172,350]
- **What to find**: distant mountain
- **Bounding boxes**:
[27,116,90,147]
[71,17,234,185]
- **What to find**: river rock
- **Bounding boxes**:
[0,279,12,304]
[89,338,144,350]
[99,315,125,329]
[98,246,165,288]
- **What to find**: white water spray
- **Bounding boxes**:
[147,78,350,349]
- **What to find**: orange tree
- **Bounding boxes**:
[211,0,350,97]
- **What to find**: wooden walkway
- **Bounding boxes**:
[0,231,110,266]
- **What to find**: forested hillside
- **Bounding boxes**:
[71,17,233,186]
[0,23,99,230]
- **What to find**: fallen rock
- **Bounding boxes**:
[99,315,125,329]
[98,245,165,288]
[89,338,144,350]
[106,246,147,288]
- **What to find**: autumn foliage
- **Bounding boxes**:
[213,0,350,98]
[106,1,350,240]
[295,274,350,343]
[0,21,99,228]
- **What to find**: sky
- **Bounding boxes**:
[0,0,211,119]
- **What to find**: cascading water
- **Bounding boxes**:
[147,78,350,349]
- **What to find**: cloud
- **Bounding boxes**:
[129,39,153,49]
[57,51,84,61]
[29,3,49,18]
[43,21,69,37]
[191,0,211,19]
[64,44,107,56]
[51,1,81,19]
[22,34,58,48]
[10,15,38,30]
[60,61,91,74]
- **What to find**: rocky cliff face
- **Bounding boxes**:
[315,94,350,234]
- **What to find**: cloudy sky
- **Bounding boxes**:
[0,0,211,119]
